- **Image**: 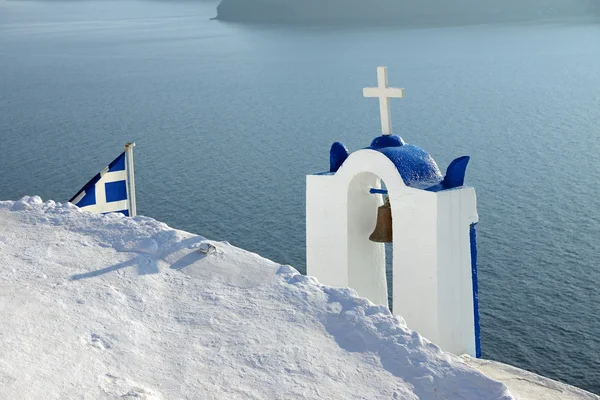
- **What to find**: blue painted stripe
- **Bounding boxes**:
[369,188,388,195]
[105,180,128,203]
[470,223,482,358]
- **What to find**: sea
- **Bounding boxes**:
[1,0,599,394]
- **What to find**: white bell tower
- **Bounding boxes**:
[306,67,480,357]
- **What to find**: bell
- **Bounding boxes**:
[369,197,393,243]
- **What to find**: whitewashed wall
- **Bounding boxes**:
[306,149,479,356]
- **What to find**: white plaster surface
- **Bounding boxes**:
[461,356,600,400]
[0,196,514,400]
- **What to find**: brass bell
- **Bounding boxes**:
[369,197,393,243]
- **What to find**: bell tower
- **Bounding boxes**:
[306,67,480,357]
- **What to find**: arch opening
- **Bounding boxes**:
[347,171,394,310]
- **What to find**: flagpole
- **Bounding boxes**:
[124,142,137,217]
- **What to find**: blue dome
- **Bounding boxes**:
[329,135,470,191]
[368,135,442,188]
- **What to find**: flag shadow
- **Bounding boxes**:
[70,258,135,281]
[70,255,158,281]
[69,236,207,281]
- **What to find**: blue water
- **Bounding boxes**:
[1,0,599,393]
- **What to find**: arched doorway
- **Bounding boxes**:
[347,171,390,309]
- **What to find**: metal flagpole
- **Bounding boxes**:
[124,142,137,217]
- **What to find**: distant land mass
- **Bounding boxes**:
[215,0,600,25]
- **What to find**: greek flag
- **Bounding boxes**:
[69,143,137,217]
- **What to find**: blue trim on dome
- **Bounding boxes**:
[442,156,470,188]
[425,156,470,192]
[330,142,350,173]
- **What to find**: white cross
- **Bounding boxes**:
[363,66,404,136]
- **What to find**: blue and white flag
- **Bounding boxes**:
[69,143,137,217]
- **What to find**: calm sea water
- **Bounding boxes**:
[1,0,599,393]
